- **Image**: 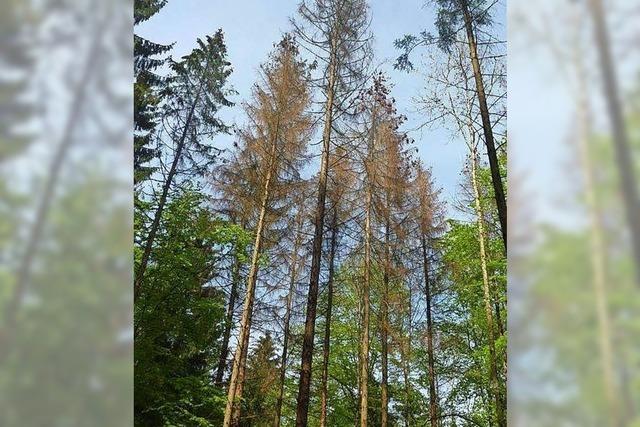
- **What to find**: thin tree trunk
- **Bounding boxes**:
[470,146,505,427]
[275,207,306,427]
[359,102,376,427]
[380,220,390,427]
[216,251,242,384]
[587,0,640,286]
[359,182,371,427]
[134,85,202,301]
[223,130,279,427]
[421,236,438,427]
[403,286,412,427]
[295,32,337,427]
[460,0,507,251]
[320,208,339,427]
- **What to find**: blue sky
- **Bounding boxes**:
[138,0,506,217]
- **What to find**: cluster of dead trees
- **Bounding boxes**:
[133,0,508,425]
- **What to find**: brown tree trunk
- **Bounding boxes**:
[275,207,306,427]
[295,32,337,427]
[460,0,507,251]
[134,86,202,301]
[320,208,339,427]
[216,252,242,384]
[223,131,279,427]
[421,236,438,427]
[470,146,506,427]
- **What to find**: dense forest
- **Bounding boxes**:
[133,0,506,426]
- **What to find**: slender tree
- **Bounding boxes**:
[319,146,354,427]
[291,1,372,424]
[396,0,507,249]
[275,194,308,427]
[135,31,233,300]
[412,165,443,427]
[222,36,313,427]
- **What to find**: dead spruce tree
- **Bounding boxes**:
[411,164,445,427]
[291,1,372,424]
[274,188,310,427]
[319,145,356,427]
[222,36,314,427]
[376,112,413,427]
[350,73,410,426]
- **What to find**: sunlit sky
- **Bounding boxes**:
[138,0,507,218]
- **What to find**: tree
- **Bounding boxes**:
[275,192,309,427]
[222,35,313,427]
[411,164,445,427]
[587,0,640,285]
[319,145,355,427]
[134,189,239,426]
[291,1,372,424]
[358,74,413,427]
[395,0,507,250]
[135,30,233,299]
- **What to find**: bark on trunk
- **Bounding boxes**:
[223,129,279,427]
[294,31,338,427]
[359,101,376,427]
[421,236,438,427]
[275,208,306,427]
[470,146,506,427]
[402,347,411,427]
[404,285,413,427]
[319,208,339,427]
[359,182,371,427]
[460,0,507,251]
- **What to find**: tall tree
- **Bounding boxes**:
[291,1,372,424]
[395,0,507,249]
[135,30,234,299]
[372,76,412,427]
[412,164,444,427]
[275,193,308,427]
[319,146,354,427]
[222,36,313,427]
[469,144,505,427]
